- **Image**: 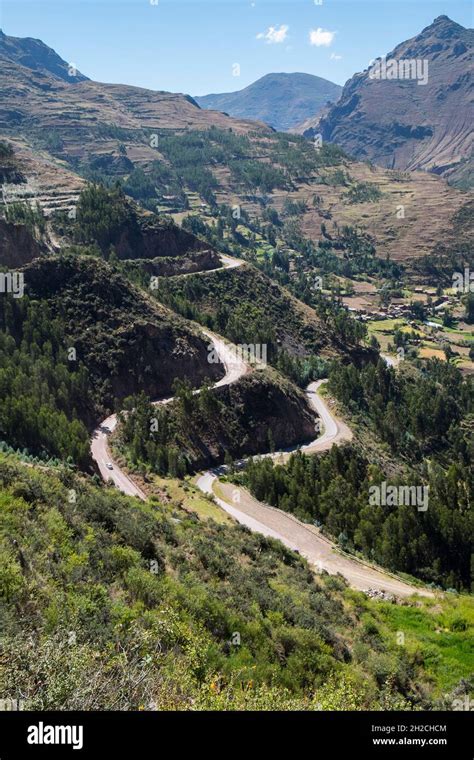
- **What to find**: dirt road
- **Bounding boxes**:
[197,473,430,597]
[91,256,432,597]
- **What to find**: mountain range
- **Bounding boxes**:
[292,16,473,188]
[194,72,342,132]
[0,22,469,265]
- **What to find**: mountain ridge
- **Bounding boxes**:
[195,72,342,132]
[292,16,473,187]
[0,29,89,83]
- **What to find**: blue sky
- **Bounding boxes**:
[1,0,472,95]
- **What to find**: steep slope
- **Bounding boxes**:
[0,218,42,266]
[117,369,317,470]
[0,252,223,468]
[22,255,223,410]
[0,46,268,145]
[294,16,473,187]
[195,72,342,132]
[0,147,222,267]
[3,455,472,710]
[154,262,366,362]
[0,29,88,83]
[0,33,468,264]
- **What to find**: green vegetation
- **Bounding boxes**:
[328,358,472,462]
[241,442,472,590]
[74,183,141,254]
[71,126,350,211]
[0,298,91,467]
[229,160,288,193]
[117,372,314,472]
[346,181,383,204]
[0,141,14,159]
[152,264,366,385]
[4,201,45,235]
[0,254,222,467]
[230,358,473,589]
[1,455,472,709]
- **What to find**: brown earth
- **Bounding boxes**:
[0,28,470,265]
[293,16,473,188]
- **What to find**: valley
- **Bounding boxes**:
[0,8,472,722]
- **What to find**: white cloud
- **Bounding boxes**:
[330,52,342,61]
[256,25,289,44]
[309,27,335,47]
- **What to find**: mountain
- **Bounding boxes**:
[0,29,88,83]
[293,16,473,188]
[195,72,342,132]
[0,33,467,265]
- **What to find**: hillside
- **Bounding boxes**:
[0,252,223,468]
[195,73,342,132]
[0,35,468,264]
[0,149,222,268]
[152,262,371,366]
[0,217,42,267]
[116,370,317,471]
[0,29,88,83]
[294,16,473,188]
[22,255,223,410]
[1,453,472,710]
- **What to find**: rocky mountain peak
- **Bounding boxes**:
[0,29,89,83]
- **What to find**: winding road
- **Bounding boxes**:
[91,254,432,598]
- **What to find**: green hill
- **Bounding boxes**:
[1,454,472,710]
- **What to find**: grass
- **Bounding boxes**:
[399,324,424,335]
[375,596,474,692]
[151,473,232,524]
[213,469,474,698]
[2,452,473,708]
[419,346,446,360]
[368,319,405,332]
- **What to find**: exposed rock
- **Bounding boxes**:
[293,16,473,187]
[22,255,223,421]
[0,218,42,267]
[164,371,317,470]
[127,249,221,277]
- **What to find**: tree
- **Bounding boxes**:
[465,292,474,324]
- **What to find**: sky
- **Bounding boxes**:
[1,0,472,95]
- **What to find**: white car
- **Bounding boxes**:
[106,462,114,470]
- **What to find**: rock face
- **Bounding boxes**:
[0,219,42,267]
[164,371,317,470]
[195,72,342,132]
[127,249,221,277]
[131,217,209,260]
[23,255,223,417]
[295,17,473,187]
[0,30,89,83]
